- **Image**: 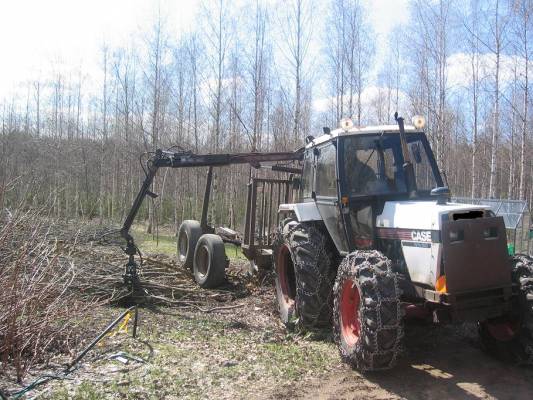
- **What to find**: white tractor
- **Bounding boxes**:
[272,114,533,370]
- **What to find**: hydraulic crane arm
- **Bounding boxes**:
[120,147,304,287]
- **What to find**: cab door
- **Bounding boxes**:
[313,141,349,254]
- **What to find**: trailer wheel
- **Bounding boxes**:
[333,250,403,371]
[273,222,337,329]
[177,220,202,271]
[479,254,533,364]
[193,234,227,288]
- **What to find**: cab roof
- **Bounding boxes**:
[306,124,422,149]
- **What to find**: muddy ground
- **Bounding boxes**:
[2,229,533,399]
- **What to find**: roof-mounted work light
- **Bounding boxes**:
[339,118,353,131]
[412,115,426,130]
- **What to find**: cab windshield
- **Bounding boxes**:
[341,133,442,198]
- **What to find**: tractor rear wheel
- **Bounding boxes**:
[273,222,337,329]
[193,234,227,288]
[333,250,403,371]
[479,254,533,364]
[177,220,202,271]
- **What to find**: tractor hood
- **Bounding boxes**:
[376,200,491,231]
[375,200,493,288]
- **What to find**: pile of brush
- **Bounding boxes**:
[0,209,95,382]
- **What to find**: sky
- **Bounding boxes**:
[0,0,410,100]
[0,0,199,97]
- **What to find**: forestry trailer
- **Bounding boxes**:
[121,114,533,371]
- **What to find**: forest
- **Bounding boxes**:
[0,0,531,233]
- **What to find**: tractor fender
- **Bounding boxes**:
[278,202,322,223]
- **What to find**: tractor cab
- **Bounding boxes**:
[299,119,444,255]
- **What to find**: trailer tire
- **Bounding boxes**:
[273,222,337,329]
[333,250,403,371]
[193,234,227,288]
[177,220,202,271]
[479,254,533,364]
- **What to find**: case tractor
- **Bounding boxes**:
[120,114,533,371]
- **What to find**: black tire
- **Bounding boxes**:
[193,234,227,288]
[479,254,533,364]
[333,250,403,371]
[273,222,337,329]
[177,220,202,271]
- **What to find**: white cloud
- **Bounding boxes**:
[446,52,533,90]
[313,85,409,122]
[361,0,411,83]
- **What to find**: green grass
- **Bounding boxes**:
[131,226,247,261]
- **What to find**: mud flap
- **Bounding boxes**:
[442,216,511,293]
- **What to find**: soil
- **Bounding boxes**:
[289,322,533,400]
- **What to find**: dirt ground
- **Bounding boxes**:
[3,229,533,400]
[290,324,533,400]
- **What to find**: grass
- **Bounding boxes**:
[131,226,247,261]
[43,312,338,400]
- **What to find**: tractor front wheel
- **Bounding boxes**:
[333,250,403,371]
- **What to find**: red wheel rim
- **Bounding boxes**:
[486,319,520,342]
[277,244,295,307]
[340,279,361,347]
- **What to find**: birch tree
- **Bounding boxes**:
[512,0,531,200]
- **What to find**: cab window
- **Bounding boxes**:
[408,139,438,192]
[301,150,314,199]
[315,144,337,197]
[343,135,404,196]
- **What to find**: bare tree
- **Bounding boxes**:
[33,79,40,136]
[327,0,373,125]
[408,0,451,170]
[487,0,509,198]
[513,0,532,200]
[465,0,482,198]
[278,0,314,142]
[250,0,269,151]
[143,8,171,233]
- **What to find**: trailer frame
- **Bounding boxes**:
[120,148,303,286]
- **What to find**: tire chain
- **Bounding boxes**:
[274,220,336,327]
[511,254,533,363]
[334,250,404,371]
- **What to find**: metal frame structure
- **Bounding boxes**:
[242,177,294,267]
[119,148,303,286]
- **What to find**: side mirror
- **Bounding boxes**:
[431,187,450,205]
